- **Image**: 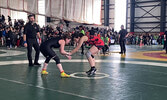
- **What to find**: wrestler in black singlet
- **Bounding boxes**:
[40,37,62,64]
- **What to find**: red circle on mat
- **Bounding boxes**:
[143,52,167,59]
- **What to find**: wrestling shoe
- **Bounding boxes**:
[61,72,70,78]
[86,67,96,76]
[34,62,41,66]
[41,70,48,75]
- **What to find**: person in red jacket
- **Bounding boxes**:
[69,31,104,76]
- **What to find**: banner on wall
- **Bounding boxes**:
[0,0,101,25]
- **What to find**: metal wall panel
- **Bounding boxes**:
[101,0,115,28]
[127,0,166,33]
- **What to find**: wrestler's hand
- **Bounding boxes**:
[68,52,72,56]
[66,55,72,60]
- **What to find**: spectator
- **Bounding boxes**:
[101,34,109,55]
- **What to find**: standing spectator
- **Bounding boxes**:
[163,33,166,50]
[5,27,13,49]
[164,31,167,53]
[143,33,147,45]
[14,28,20,48]
[11,28,17,48]
[136,35,139,45]
[118,25,129,54]
[0,15,2,22]
[19,26,24,47]
[41,28,47,42]
[157,34,162,45]
[1,15,5,23]
[101,34,109,55]
[115,31,119,44]
[79,25,85,55]
[0,23,3,46]
[139,35,144,46]
[8,16,12,26]
[23,14,41,66]
[148,34,152,45]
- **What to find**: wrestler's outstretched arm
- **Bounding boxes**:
[59,40,70,55]
[70,36,88,55]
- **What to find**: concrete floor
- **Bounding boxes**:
[0,45,167,100]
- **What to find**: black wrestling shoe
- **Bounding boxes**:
[86,68,97,76]
[34,63,41,66]
[119,52,123,54]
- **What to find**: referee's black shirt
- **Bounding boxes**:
[24,22,39,39]
[119,29,128,41]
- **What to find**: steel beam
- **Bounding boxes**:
[104,0,109,26]
[135,3,161,21]
[126,0,128,29]
[130,0,135,32]
[135,0,160,4]
[135,4,161,8]
[160,0,166,32]
[135,16,160,18]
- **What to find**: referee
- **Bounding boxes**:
[23,14,41,66]
[119,25,129,54]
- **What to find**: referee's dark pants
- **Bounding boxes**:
[81,44,84,54]
[163,40,166,49]
[165,41,167,54]
[27,38,40,64]
[120,40,126,53]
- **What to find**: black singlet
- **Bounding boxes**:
[41,37,61,49]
